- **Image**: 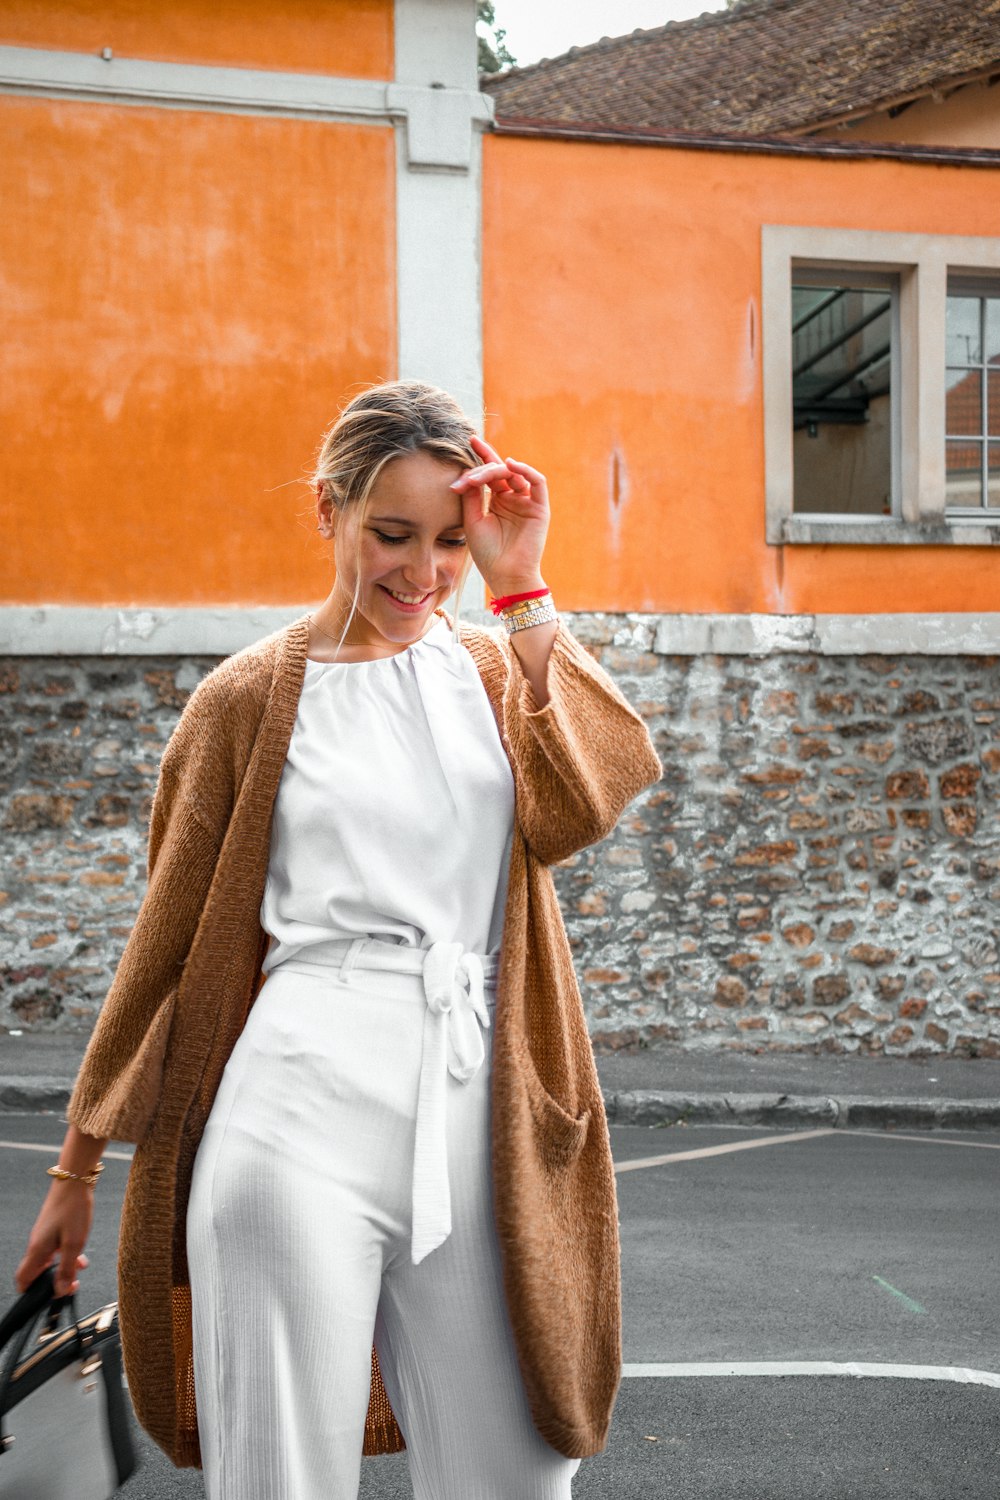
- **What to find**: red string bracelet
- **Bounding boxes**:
[489,587,551,616]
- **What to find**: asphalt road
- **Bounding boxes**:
[2,1113,998,1499]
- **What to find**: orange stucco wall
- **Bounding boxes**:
[1,96,396,606]
[481,134,1000,615]
[833,82,1000,150]
[0,0,392,78]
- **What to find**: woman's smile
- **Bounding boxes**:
[380,584,433,613]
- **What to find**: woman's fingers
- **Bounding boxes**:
[56,1240,86,1295]
[14,1247,50,1293]
[451,460,532,497]
[57,1271,77,1295]
[470,433,503,464]
[461,438,546,488]
[15,1250,85,1295]
[504,456,546,486]
[15,1192,93,1294]
[451,460,506,485]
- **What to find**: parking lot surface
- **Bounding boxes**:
[2,1113,997,1498]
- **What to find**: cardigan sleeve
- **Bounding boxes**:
[65,682,237,1143]
[500,619,663,866]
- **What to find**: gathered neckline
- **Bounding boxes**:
[304,611,451,670]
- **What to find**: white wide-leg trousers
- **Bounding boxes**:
[186,938,583,1500]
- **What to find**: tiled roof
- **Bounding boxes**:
[480,0,1000,137]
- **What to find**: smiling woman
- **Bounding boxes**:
[307,381,558,705]
[312,453,473,653]
[308,386,482,662]
[17,376,662,1500]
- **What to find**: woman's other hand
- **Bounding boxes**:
[15,1181,93,1296]
[14,1122,107,1296]
[450,434,550,597]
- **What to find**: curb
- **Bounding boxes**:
[0,1078,75,1113]
[2,1079,999,1133]
[602,1089,1000,1132]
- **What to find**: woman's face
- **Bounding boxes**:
[318,448,471,651]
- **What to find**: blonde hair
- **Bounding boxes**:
[311,380,480,658]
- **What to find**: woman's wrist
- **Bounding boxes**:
[47,1174,98,1192]
[498,597,558,636]
[487,575,548,601]
[56,1125,110,1179]
[48,1162,105,1187]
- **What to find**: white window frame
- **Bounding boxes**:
[944,274,1000,516]
[762,225,1000,546]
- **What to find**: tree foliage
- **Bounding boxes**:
[477,0,517,73]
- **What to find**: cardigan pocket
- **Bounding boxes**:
[514,1033,591,1169]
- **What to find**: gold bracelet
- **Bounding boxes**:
[47,1162,105,1187]
[500,595,558,636]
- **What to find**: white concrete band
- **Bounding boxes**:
[0,43,388,123]
[5,609,1000,657]
[0,44,491,163]
[652,610,1000,656]
[0,607,313,657]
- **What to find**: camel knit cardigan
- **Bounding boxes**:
[66,608,663,1468]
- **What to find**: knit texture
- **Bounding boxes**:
[66,610,663,1467]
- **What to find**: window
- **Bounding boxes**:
[945,283,1000,514]
[762,226,1000,545]
[792,272,895,517]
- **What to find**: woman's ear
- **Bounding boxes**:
[316,484,336,540]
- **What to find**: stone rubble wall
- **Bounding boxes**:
[2,615,999,1057]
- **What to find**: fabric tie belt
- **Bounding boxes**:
[271,936,499,1266]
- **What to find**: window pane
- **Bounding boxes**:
[989,443,1000,510]
[989,369,1000,438]
[946,296,981,366]
[946,367,982,435]
[792,282,892,515]
[946,439,982,508]
[986,298,1000,365]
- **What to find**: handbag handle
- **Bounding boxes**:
[0,1265,78,1346]
[0,1266,83,1454]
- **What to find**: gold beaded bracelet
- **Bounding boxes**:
[47,1162,105,1187]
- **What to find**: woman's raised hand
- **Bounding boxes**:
[450,434,550,597]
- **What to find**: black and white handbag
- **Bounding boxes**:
[0,1265,138,1499]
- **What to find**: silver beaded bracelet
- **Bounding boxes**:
[500,595,558,635]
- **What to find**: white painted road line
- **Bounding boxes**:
[621,1362,1000,1388]
[614,1128,837,1172]
[2,1131,839,1172]
[844,1129,1000,1151]
[613,1124,1000,1174]
[3,1127,997,1174]
[0,1139,134,1161]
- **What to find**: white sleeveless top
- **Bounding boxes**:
[260,615,516,974]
